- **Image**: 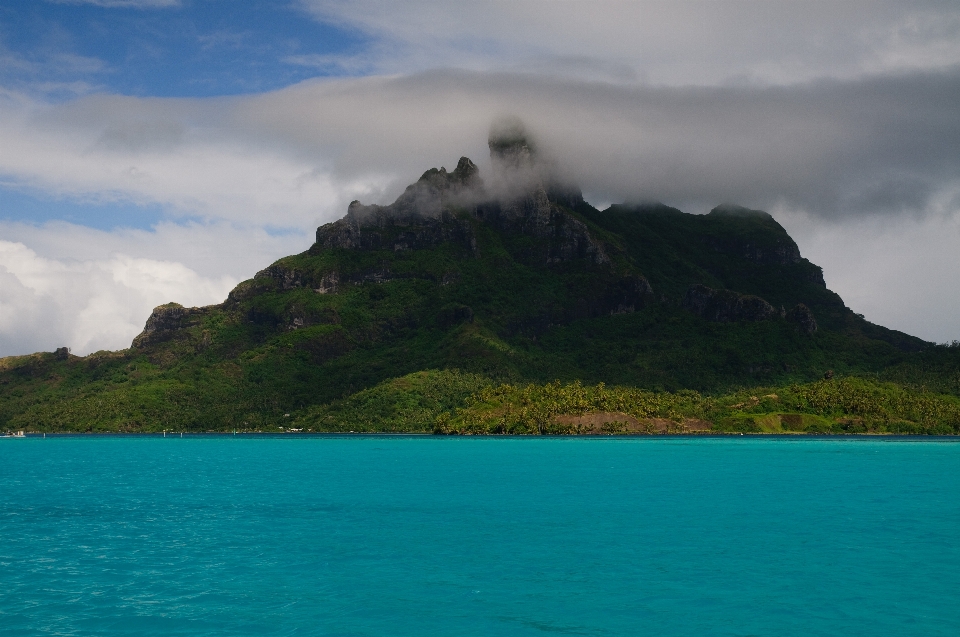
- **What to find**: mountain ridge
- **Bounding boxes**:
[1,126,956,434]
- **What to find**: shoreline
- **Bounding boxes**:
[6,432,960,441]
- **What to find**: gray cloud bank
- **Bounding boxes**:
[340,69,960,219]
[9,68,957,221]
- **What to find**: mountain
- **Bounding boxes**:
[2,125,959,434]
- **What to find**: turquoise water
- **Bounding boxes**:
[1,436,959,636]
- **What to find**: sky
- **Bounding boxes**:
[1,1,960,356]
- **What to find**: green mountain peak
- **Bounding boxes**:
[3,142,958,435]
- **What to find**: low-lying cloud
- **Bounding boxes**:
[4,69,960,222]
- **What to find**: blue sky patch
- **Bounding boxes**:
[0,0,369,98]
[0,183,170,231]
[0,0,369,232]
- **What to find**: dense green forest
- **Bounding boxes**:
[3,136,959,435]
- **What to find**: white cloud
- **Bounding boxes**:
[0,238,234,356]
[0,219,309,280]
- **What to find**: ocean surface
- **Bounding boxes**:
[1,436,958,636]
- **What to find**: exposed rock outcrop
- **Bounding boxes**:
[482,119,603,264]
[785,303,818,334]
[681,284,819,334]
[330,159,484,249]
[254,264,303,290]
[707,205,803,265]
[132,303,208,348]
[473,189,609,265]
[805,266,827,287]
[682,284,779,323]
[314,271,339,294]
[603,275,655,314]
[313,122,608,271]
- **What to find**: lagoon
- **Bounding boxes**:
[2,436,958,636]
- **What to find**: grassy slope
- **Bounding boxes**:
[2,201,958,433]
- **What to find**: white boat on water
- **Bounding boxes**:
[2,431,26,438]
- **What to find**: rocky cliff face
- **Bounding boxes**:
[287,127,651,326]
[132,303,209,348]
[785,303,818,335]
[683,284,780,323]
[706,205,805,267]
[313,126,608,268]
[314,156,482,253]
[682,284,818,334]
